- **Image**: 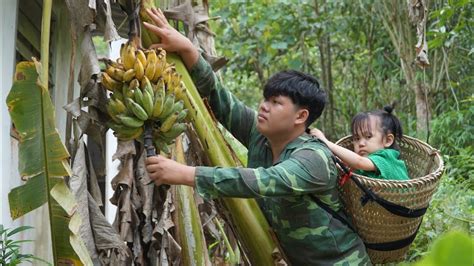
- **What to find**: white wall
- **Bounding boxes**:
[0,0,19,229]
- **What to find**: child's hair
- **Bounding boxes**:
[351,103,404,150]
[263,70,327,127]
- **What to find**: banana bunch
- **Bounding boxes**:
[102,42,188,153]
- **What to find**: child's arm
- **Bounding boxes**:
[310,129,376,171]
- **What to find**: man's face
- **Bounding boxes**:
[256,95,302,138]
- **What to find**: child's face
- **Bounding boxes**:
[352,117,391,157]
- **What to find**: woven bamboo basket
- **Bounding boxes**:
[335,135,444,264]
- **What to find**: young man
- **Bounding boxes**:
[144,8,370,265]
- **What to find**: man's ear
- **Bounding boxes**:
[384,133,395,148]
[295,109,309,126]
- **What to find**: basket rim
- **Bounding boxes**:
[334,135,445,185]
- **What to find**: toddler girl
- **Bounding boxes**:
[311,105,409,180]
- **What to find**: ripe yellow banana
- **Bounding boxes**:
[123,69,136,82]
[129,79,140,90]
[106,65,124,82]
[136,50,147,68]
[160,111,179,132]
[134,59,145,81]
[102,72,121,91]
[123,44,136,70]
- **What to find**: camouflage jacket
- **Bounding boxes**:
[190,56,370,265]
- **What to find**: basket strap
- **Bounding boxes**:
[350,175,428,218]
[364,220,423,251]
[309,194,356,233]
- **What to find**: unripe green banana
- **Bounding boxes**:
[126,98,148,121]
[160,111,179,132]
[158,94,175,119]
[153,138,170,154]
[151,91,165,119]
[176,109,188,122]
[114,125,144,141]
[108,98,126,115]
[110,90,124,102]
[133,87,144,106]
[118,114,144,128]
[161,123,186,140]
[106,102,121,123]
[171,100,184,114]
[142,89,154,118]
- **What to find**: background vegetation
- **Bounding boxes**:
[209,0,473,263]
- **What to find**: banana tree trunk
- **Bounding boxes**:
[173,137,211,266]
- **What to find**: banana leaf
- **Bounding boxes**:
[6,61,92,265]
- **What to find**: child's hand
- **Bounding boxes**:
[310,128,328,142]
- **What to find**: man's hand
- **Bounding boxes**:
[145,155,196,187]
[143,8,199,69]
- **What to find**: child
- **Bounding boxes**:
[311,105,410,180]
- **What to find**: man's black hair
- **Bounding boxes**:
[263,70,327,127]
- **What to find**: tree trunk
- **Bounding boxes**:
[377,0,430,139]
[315,0,334,135]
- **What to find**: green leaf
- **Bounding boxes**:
[6,226,33,237]
[6,61,91,265]
[414,231,473,266]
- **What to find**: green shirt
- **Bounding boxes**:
[190,56,370,265]
[356,149,410,181]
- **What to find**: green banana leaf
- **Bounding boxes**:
[6,61,92,265]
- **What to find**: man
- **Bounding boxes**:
[144,8,370,265]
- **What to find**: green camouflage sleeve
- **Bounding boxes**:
[195,147,335,200]
[189,55,256,147]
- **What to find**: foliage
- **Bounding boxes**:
[209,0,474,263]
[407,98,473,262]
[430,97,474,156]
[0,225,50,265]
[412,230,473,266]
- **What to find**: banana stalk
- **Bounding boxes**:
[168,54,278,265]
[174,137,211,266]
